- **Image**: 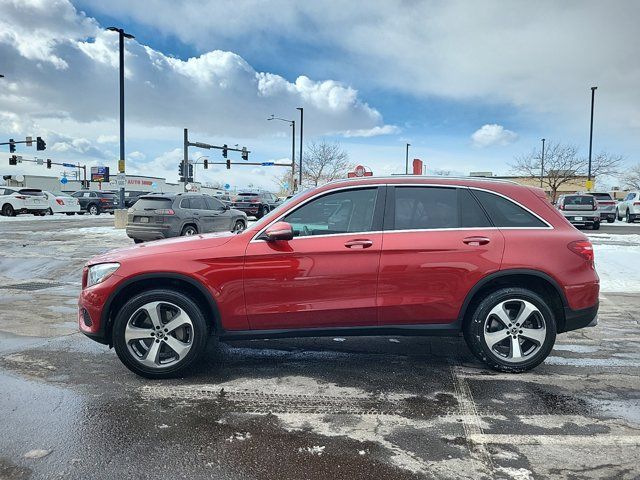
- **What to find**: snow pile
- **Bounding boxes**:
[593,243,640,292]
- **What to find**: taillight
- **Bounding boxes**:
[634,202,640,206]
[56,199,65,206]
[558,204,563,210]
[155,209,175,215]
[99,198,110,203]
[592,203,598,211]
[15,195,26,200]
[568,240,594,262]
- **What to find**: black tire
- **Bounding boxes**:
[133,238,144,244]
[233,219,246,232]
[66,212,75,216]
[2,204,16,217]
[463,287,557,373]
[626,210,632,223]
[256,205,268,219]
[592,221,600,230]
[88,204,100,215]
[181,225,198,236]
[606,217,614,223]
[78,212,85,215]
[47,208,54,216]
[112,289,210,379]
[616,209,622,221]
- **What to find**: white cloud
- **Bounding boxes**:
[471,124,518,148]
[342,125,400,138]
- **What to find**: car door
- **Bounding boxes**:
[204,196,231,231]
[377,186,505,325]
[243,186,385,330]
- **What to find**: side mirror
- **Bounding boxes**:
[264,221,294,241]
[224,204,230,210]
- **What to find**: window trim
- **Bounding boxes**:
[251,185,387,242]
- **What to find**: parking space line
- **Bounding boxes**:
[469,434,640,446]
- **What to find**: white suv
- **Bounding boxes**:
[0,187,49,216]
[616,191,640,223]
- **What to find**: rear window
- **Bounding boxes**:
[473,190,547,228]
[590,193,612,200]
[237,192,259,197]
[134,197,174,210]
[564,195,595,206]
[18,189,44,196]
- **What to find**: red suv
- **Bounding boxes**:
[79,177,599,378]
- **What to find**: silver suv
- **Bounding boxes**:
[126,193,247,243]
[556,194,600,230]
[582,192,617,223]
[616,191,639,223]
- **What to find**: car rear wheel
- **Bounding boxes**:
[112,289,209,378]
[181,225,198,236]
[592,221,600,230]
[626,210,632,223]
[2,204,15,217]
[47,208,54,215]
[233,219,246,232]
[463,287,557,373]
[133,239,144,244]
[607,217,615,223]
[88,204,99,215]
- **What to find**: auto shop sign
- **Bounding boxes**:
[347,165,373,178]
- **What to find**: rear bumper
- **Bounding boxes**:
[561,302,599,333]
[126,224,172,241]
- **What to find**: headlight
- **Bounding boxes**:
[87,263,120,287]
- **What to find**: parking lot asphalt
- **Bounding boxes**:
[1,216,639,479]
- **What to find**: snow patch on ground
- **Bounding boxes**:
[593,243,640,292]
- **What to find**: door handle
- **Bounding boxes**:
[344,239,373,249]
[463,236,490,246]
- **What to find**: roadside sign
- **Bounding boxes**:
[224,183,230,190]
[60,177,68,185]
[151,182,158,190]
[347,165,373,178]
[116,173,126,187]
[91,166,110,182]
[36,158,43,166]
[118,159,125,173]
[26,136,33,146]
[355,165,365,177]
[62,163,75,168]
[261,162,274,166]
[585,180,594,191]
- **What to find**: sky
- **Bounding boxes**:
[1,0,639,191]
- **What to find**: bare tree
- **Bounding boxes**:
[510,141,623,201]
[303,140,351,187]
[271,170,293,196]
[624,164,640,190]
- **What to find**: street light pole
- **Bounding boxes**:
[405,143,411,174]
[587,86,597,190]
[268,115,296,194]
[297,107,303,190]
[107,27,134,210]
[540,138,545,188]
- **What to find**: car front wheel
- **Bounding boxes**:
[233,219,246,232]
[626,210,632,223]
[2,204,15,217]
[181,225,198,236]
[112,289,209,378]
[88,204,99,215]
[463,287,557,372]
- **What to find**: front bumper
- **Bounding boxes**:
[78,273,123,344]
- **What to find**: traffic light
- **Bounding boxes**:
[203,159,208,169]
[241,147,248,161]
[188,163,193,179]
[46,159,52,169]
[222,144,228,158]
[9,139,15,153]
[36,136,46,151]
[226,159,231,170]
[178,162,185,177]
[9,155,17,166]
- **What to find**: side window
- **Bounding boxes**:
[190,197,206,210]
[71,192,80,197]
[83,192,91,198]
[394,187,458,230]
[205,197,224,210]
[180,198,191,209]
[459,188,492,228]
[284,188,378,237]
[472,190,547,228]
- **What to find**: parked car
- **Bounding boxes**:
[556,194,600,229]
[0,187,49,216]
[42,191,81,215]
[125,192,247,243]
[616,191,640,223]
[121,191,146,208]
[231,191,282,218]
[71,190,119,215]
[582,192,616,223]
[80,176,599,378]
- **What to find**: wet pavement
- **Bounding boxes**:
[1,216,640,479]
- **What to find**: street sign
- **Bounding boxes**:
[36,158,43,166]
[26,136,33,146]
[347,165,373,178]
[118,159,125,173]
[224,183,230,190]
[585,180,594,191]
[60,177,68,185]
[151,182,158,190]
[62,163,75,168]
[261,162,274,166]
[116,173,126,187]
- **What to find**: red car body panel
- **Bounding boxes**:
[79,176,599,343]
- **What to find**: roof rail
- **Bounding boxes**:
[324,175,522,186]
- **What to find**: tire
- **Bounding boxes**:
[2,204,15,217]
[78,212,85,215]
[47,208,54,216]
[133,239,144,244]
[463,287,557,373]
[181,225,198,236]
[88,204,99,215]
[112,289,210,379]
[232,219,246,232]
[66,212,75,216]
[256,205,268,219]
[616,208,622,221]
[606,217,614,223]
[626,210,632,223]
[592,221,600,230]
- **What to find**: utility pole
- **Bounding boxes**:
[587,86,597,190]
[405,143,411,174]
[107,27,134,211]
[268,115,295,194]
[540,138,545,188]
[183,128,189,191]
[297,107,304,190]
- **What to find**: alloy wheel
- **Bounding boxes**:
[233,220,245,232]
[124,301,194,369]
[89,205,98,215]
[183,226,197,236]
[483,299,547,363]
